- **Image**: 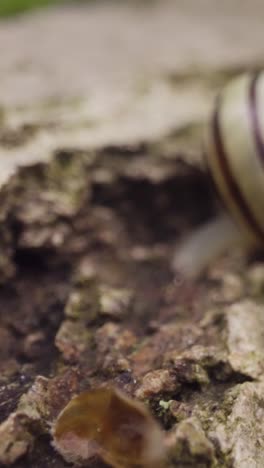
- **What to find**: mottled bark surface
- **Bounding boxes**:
[1,1,264,467]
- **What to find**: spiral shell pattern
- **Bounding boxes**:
[205,72,264,245]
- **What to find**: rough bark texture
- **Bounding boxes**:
[1,1,264,467]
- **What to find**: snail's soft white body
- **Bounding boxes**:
[173,71,264,277]
[172,213,242,277]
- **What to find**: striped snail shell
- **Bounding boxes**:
[206,72,264,247]
[173,72,264,277]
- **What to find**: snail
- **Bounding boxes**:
[173,71,264,277]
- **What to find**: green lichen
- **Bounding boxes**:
[46,150,91,216]
[159,400,172,411]
[65,274,100,323]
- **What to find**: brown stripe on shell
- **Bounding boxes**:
[249,72,264,167]
[211,97,264,242]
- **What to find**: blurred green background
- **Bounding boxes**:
[0,0,62,17]
[0,0,148,17]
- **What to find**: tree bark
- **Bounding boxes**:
[1,2,264,467]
